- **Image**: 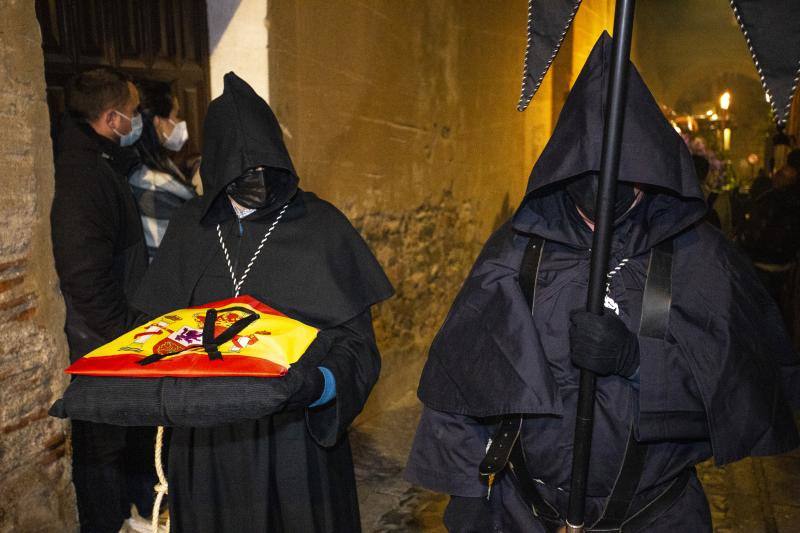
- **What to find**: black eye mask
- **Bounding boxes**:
[226,168,273,209]
[565,173,636,223]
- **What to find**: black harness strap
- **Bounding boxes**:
[482,236,678,532]
[508,435,561,524]
[619,468,691,532]
[588,238,674,530]
[639,239,673,339]
[589,239,674,529]
[519,235,545,308]
[479,416,522,488]
[589,425,648,530]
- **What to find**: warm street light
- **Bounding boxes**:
[718,91,732,153]
[720,90,731,111]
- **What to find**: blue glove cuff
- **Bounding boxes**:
[309,367,336,408]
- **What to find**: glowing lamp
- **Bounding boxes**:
[719,91,731,111]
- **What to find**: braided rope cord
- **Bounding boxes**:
[151,426,169,533]
[605,258,630,294]
[216,203,289,297]
[603,258,630,317]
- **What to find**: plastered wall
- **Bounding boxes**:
[267,0,614,415]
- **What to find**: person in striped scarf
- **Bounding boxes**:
[129,80,197,261]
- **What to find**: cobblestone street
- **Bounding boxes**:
[352,394,800,532]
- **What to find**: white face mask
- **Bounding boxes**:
[163,119,189,152]
[112,110,143,147]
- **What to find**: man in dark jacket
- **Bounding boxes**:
[51,68,153,533]
[405,33,799,532]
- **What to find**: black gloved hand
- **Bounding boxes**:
[569,310,640,377]
[283,366,325,411]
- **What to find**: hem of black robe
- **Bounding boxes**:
[403,464,485,499]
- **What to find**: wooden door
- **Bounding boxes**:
[35,0,210,156]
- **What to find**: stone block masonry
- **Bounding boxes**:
[0,1,76,531]
[347,190,485,417]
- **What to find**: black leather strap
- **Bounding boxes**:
[508,439,561,523]
[590,424,648,530]
[480,238,543,457]
[619,468,692,532]
[479,415,523,482]
[639,239,673,339]
[519,235,545,311]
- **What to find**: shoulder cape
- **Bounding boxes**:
[418,221,799,465]
[132,190,394,329]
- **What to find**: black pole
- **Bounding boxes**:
[565,0,636,531]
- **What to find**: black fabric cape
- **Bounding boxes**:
[408,33,799,531]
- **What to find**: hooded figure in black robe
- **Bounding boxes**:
[405,33,800,532]
[131,72,393,532]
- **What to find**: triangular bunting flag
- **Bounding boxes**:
[517,0,583,111]
[730,0,800,124]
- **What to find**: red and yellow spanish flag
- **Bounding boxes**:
[66,296,318,378]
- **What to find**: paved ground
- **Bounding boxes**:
[352,395,800,532]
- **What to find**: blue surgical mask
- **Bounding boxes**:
[112,110,143,147]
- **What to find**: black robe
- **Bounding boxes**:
[132,73,393,532]
[405,33,799,532]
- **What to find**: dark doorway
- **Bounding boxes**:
[35,0,210,156]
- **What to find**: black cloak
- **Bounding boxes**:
[58,73,393,532]
[406,33,799,532]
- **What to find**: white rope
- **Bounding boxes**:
[604,258,630,317]
[216,203,288,297]
[605,258,629,294]
[151,425,169,533]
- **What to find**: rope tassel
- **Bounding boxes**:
[152,425,169,533]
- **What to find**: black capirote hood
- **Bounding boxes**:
[200,72,298,221]
[513,32,707,254]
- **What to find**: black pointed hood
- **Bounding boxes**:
[199,72,298,222]
[513,32,707,255]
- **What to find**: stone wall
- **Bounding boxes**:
[0,1,75,531]
[267,0,614,417]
